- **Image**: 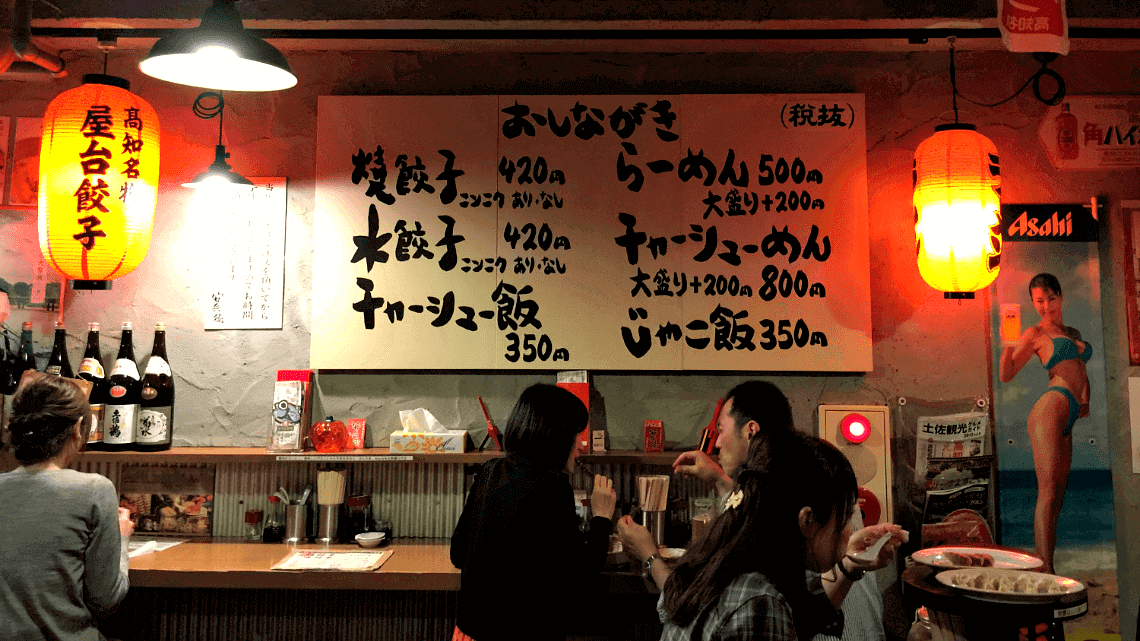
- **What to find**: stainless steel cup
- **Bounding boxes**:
[317,504,340,546]
[642,510,666,547]
[285,504,306,546]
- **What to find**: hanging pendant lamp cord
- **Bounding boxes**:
[948,39,1066,110]
[949,39,960,124]
[191,91,226,145]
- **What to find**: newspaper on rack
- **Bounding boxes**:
[913,411,989,483]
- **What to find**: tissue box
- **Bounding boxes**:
[390,430,469,454]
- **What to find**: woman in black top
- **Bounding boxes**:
[451,383,617,641]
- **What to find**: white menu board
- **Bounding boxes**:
[203,177,287,330]
[313,95,871,371]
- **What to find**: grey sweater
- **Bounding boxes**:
[0,467,130,641]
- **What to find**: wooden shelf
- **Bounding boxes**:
[78,447,688,465]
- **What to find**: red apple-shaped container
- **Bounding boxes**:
[311,416,349,453]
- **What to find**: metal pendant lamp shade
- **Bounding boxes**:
[183,144,253,188]
[139,0,297,92]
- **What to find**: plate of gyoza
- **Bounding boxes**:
[912,546,1043,570]
[936,568,1085,603]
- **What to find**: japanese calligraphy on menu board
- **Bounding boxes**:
[312,95,871,371]
[203,177,287,330]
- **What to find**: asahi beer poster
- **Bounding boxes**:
[992,203,1115,559]
[313,95,871,370]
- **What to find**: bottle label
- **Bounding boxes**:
[46,365,62,375]
[136,407,171,444]
[104,404,138,444]
[110,385,128,399]
[141,386,157,400]
[79,358,105,379]
[144,356,171,377]
[87,404,105,443]
[111,358,139,379]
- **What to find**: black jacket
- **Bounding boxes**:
[451,455,612,641]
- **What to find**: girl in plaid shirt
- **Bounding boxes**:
[658,430,859,641]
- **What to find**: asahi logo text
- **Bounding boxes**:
[1006,210,1073,238]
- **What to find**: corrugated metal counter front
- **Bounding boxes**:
[129,540,461,591]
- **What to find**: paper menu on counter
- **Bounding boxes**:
[271,549,394,572]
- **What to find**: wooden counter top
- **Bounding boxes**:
[79,447,685,465]
[129,540,460,591]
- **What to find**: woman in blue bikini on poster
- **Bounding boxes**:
[999,273,1090,573]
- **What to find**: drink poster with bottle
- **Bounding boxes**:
[1037,96,1140,170]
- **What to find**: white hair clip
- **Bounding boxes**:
[726,489,744,510]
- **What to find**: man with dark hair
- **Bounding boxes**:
[673,380,793,497]
[620,380,904,641]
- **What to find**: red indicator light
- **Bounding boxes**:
[840,413,871,444]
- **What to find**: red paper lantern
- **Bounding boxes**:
[913,123,1001,298]
[38,74,160,289]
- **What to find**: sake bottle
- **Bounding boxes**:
[16,321,37,379]
[45,321,74,378]
[136,322,174,452]
[103,322,140,451]
[77,323,108,448]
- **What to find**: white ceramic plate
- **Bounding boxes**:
[936,568,1085,603]
[912,546,1043,570]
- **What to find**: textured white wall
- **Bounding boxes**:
[3,45,1138,638]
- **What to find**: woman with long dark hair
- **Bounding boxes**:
[999,272,1091,573]
[0,375,134,640]
[450,383,617,641]
[659,429,859,641]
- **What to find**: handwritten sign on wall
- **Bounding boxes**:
[202,177,287,330]
[312,96,870,371]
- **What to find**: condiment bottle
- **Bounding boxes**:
[244,509,263,541]
[346,495,371,538]
[263,495,285,543]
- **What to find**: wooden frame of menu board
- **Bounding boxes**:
[312,94,871,371]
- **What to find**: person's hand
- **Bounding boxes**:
[590,474,617,521]
[672,450,732,494]
[845,523,907,571]
[118,507,136,537]
[616,515,658,563]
